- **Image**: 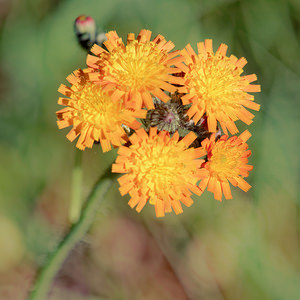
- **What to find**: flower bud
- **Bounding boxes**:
[145,93,188,134]
[74,15,97,50]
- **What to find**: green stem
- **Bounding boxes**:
[28,167,116,300]
[69,149,83,223]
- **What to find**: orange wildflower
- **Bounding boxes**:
[178,40,261,134]
[56,69,146,152]
[198,130,253,200]
[112,128,207,217]
[86,29,184,110]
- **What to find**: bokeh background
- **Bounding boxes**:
[0,0,300,299]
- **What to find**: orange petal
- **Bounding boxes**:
[155,200,165,217]
[221,180,232,199]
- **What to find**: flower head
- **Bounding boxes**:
[112,128,206,217]
[87,30,184,110]
[178,40,261,134]
[56,69,146,152]
[199,130,253,200]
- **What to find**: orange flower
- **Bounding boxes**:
[178,40,261,134]
[86,30,184,110]
[56,69,146,152]
[112,128,207,217]
[198,130,253,200]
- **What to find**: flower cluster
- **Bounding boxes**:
[57,23,260,217]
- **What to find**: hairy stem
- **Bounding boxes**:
[69,149,83,223]
[28,167,116,300]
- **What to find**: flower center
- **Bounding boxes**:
[71,82,123,129]
[130,139,191,202]
[207,141,243,179]
[105,41,168,91]
[185,54,248,114]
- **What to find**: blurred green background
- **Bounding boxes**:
[0,0,300,299]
